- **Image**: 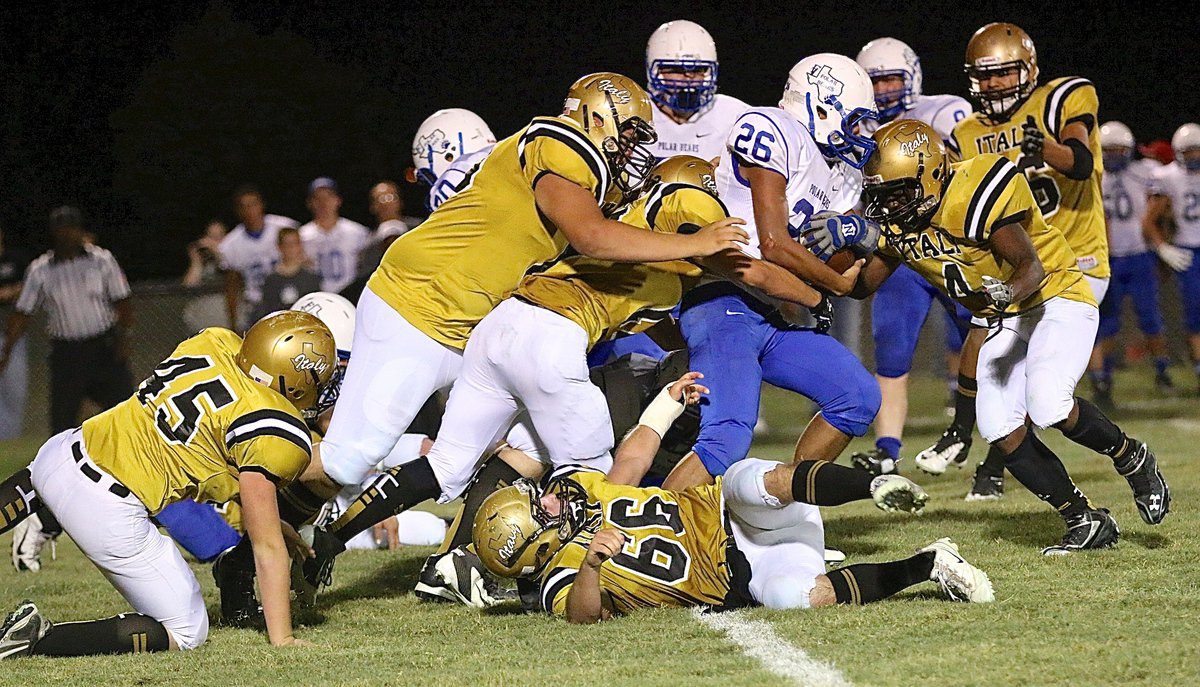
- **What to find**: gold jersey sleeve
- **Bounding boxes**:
[367,116,610,349]
[513,184,715,347]
[82,328,313,515]
[951,77,1107,278]
[878,154,1095,319]
[538,469,732,617]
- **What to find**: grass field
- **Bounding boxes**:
[1,371,1197,686]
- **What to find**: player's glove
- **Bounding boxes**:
[980,276,1015,311]
[1156,243,1194,272]
[1018,115,1045,169]
[799,211,882,260]
[810,295,834,334]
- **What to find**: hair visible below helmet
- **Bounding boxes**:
[1172,123,1200,171]
[237,310,336,418]
[1099,121,1136,172]
[780,53,879,169]
[856,37,923,122]
[291,292,356,416]
[862,120,949,235]
[411,108,497,187]
[645,155,718,197]
[563,72,659,200]
[964,22,1039,122]
[645,19,719,116]
[473,478,591,579]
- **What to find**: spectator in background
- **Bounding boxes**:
[181,220,229,332]
[252,227,322,322]
[218,185,298,329]
[300,177,369,294]
[0,226,32,439]
[0,206,134,433]
[342,181,409,304]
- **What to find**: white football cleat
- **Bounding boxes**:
[919,538,994,603]
[870,475,929,514]
[823,547,847,564]
[914,425,973,475]
[0,600,51,659]
[11,514,54,573]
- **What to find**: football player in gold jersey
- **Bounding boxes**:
[471,372,992,621]
[918,22,1110,493]
[0,312,335,658]
[324,156,819,569]
[854,120,1169,554]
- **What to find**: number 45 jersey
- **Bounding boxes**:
[81,328,313,515]
[539,468,733,616]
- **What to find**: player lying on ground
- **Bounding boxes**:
[0,311,336,657]
[851,119,1169,554]
[471,372,992,621]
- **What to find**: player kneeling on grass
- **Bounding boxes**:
[0,311,335,657]
[471,372,992,621]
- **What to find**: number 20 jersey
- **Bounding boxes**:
[1151,161,1200,248]
[539,468,732,616]
[81,328,313,515]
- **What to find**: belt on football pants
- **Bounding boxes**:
[71,440,131,499]
[714,509,755,611]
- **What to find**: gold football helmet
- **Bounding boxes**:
[964,22,1039,121]
[473,478,592,579]
[862,119,948,235]
[646,155,719,197]
[563,72,658,199]
[237,310,337,416]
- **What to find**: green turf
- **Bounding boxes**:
[1,370,1197,686]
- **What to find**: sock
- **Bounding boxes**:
[791,460,875,506]
[1060,397,1129,459]
[32,613,172,656]
[875,437,902,461]
[952,373,977,433]
[1001,433,1090,518]
[1103,354,1118,376]
[439,453,523,554]
[826,552,935,604]
[978,445,1006,477]
[328,457,441,545]
[277,481,327,528]
[1154,357,1169,377]
[0,468,39,535]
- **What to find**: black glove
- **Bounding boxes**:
[1018,115,1044,169]
[810,295,834,334]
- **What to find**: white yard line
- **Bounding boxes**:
[692,608,855,687]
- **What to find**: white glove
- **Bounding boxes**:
[1156,243,1194,272]
[981,276,1014,311]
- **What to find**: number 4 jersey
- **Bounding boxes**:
[81,328,313,515]
[877,154,1096,319]
[539,468,733,616]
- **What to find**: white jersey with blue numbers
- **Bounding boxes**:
[428,145,494,211]
[652,94,751,162]
[863,94,972,155]
[299,217,371,293]
[218,213,299,305]
[1103,160,1157,257]
[714,107,859,262]
[1151,161,1200,248]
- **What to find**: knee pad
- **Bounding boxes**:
[115,612,177,652]
[754,574,817,610]
[693,421,754,477]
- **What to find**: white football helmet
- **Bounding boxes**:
[292,291,355,415]
[645,20,719,115]
[411,108,496,187]
[1172,123,1200,170]
[1099,121,1135,172]
[780,53,879,169]
[856,38,922,122]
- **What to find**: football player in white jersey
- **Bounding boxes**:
[218,185,299,329]
[645,20,750,162]
[410,108,497,211]
[299,177,371,294]
[662,54,883,491]
[1094,122,1177,396]
[851,38,976,476]
[1144,123,1200,390]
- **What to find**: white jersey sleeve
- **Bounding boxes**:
[725,108,794,179]
[428,145,493,211]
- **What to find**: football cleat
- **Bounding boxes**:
[0,600,51,659]
[914,425,973,475]
[965,466,1005,501]
[1154,370,1177,395]
[413,553,458,604]
[1042,508,1120,556]
[823,548,847,564]
[850,448,898,476]
[10,514,55,573]
[430,547,518,609]
[919,538,994,603]
[870,475,928,514]
[1114,441,1171,525]
[294,527,343,608]
[212,547,262,627]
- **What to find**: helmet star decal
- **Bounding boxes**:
[806,64,845,103]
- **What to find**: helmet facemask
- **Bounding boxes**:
[863,153,942,238]
[308,355,348,420]
[812,97,879,170]
[966,63,1035,122]
[869,71,916,122]
[1102,147,1133,173]
[604,116,659,201]
[647,59,719,115]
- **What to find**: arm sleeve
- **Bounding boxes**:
[962,157,1030,243]
[1043,78,1098,138]
[725,111,791,177]
[225,408,313,486]
[13,262,41,315]
[519,119,608,201]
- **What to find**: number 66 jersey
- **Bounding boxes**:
[538,468,733,616]
[81,328,313,515]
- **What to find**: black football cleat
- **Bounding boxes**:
[0,600,51,659]
[965,465,1004,502]
[1042,508,1120,556]
[295,527,344,608]
[1114,441,1171,525]
[850,448,898,476]
[413,553,457,603]
[212,547,262,627]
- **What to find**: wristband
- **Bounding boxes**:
[637,384,687,438]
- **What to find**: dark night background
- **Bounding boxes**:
[1,1,1195,279]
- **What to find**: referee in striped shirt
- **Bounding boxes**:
[0,206,135,433]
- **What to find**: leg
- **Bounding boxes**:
[88,331,135,411]
[0,335,28,439]
[154,500,241,563]
[48,345,86,434]
[1083,276,1111,405]
[1176,248,1200,385]
[1125,253,1171,386]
